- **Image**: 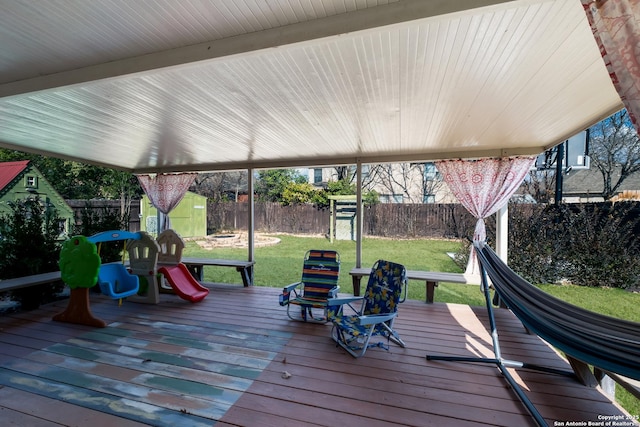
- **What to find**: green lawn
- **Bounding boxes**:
[183,233,640,316]
[183,234,639,416]
[183,234,485,305]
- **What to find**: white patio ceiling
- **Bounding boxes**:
[0,0,624,174]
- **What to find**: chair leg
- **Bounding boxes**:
[381,322,406,348]
[287,304,330,323]
[331,324,366,358]
[331,324,380,358]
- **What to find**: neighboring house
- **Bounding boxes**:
[0,160,74,235]
[307,163,454,203]
[561,166,640,203]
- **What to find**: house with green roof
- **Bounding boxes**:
[0,160,74,236]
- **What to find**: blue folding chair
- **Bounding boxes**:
[328,259,407,357]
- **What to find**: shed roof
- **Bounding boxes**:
[0,0,623,173]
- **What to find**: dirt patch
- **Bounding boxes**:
[189,232,280,250]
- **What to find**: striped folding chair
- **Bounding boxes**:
[279,250,340,323]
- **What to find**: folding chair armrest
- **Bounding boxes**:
[328,296,363,306]
[358,313,397,325]
[279,281,303,306]
[283,281,303,292]
[328,286,340,298]
[327,296,365,316]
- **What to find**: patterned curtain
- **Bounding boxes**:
[582,0,640,131]
[137,173,197,232]
[435,157,535,275]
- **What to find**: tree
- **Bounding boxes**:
[333,166,353,182]
[365,162,444,203]
[194,171,247,202]
[0,149,142,203]
[100,169,142,226]
[589,110,640,200]
[521,169,555,203]
[282,182,316,205]
[255,169,307,202]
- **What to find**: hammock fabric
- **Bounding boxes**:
[475,241,640,382]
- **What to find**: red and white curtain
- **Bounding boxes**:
[137,173,197,232]
[583,0,640,132]
[435,157,535,275]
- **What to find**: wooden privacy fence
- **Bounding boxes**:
[207,202,476,239]
[64,200,479,239]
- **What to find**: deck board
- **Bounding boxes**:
[0,284,634,426]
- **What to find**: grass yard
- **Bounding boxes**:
[183,233,640,416]
[183,234,485,305]
[182,234,640,318]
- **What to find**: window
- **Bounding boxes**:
[423,194,436,203]
[361,164,370,180]
[313,168,323,184]
[57,219,67,236]
[423,163,439,180]
[26,176,38,188]
[380,194,404,203]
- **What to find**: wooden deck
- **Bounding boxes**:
[0,285,634,427]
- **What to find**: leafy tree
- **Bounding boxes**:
[311,178,378,208]
[71,203,127,263]
[100,169,141,226]
[255,169,307,202]
[282,182,316,205]
[0,149,142,203]
[588,110,640,200]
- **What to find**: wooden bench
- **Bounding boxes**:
[349,267,479,303]
[0,271,62,293]
[0,260,125,294]
[181,257,255,287]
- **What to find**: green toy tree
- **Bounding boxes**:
[52,235,105,327]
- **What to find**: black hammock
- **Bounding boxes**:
[427,241,640,427]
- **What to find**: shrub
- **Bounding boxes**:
[507,202,640,288]
[0,198,65,309]
[507,204,566,284]
[558,203,640,288]
[71,202,128,263]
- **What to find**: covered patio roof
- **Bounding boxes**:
[0,0,623,173]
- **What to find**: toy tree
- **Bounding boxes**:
[52,235,105,327]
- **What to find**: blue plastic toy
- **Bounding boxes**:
[87,230,141,299]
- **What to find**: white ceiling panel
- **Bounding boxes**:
[0,0,624,173]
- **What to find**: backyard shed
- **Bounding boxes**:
[140,191,207,238]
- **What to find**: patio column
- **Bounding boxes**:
[355,161,363,268]
[247,168,255,265]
